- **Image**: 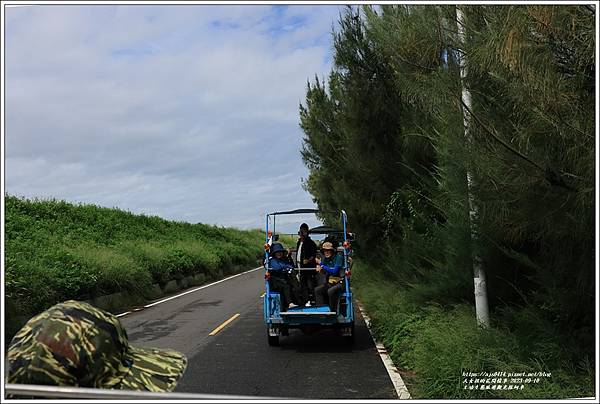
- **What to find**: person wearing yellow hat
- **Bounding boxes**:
[314,241,346,312]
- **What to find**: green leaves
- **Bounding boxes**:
[300,6,593,396]
[4,195,265,316]
[353,261,594,398]
[300,3,593,328]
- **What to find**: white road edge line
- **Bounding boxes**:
[116,267,263,317]
[356,300,411,400]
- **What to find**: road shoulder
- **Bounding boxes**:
[356,299,411,399]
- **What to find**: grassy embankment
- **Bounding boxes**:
[5,195,265,341]
[352,260,595,399]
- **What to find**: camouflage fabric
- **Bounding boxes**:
[8,300,187,392]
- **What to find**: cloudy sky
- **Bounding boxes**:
[3,4,343,231]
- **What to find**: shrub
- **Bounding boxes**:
[352,260,595,399]
[5,195,264,319]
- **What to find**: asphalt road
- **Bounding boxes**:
[119,268,398,399]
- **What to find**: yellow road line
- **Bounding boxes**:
[208,313,240,336]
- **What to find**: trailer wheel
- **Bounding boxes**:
[267,327,279,346]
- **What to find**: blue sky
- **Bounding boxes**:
[3,4,343,231]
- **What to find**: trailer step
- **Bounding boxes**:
[287,305,333,313]
[280,311,336,316]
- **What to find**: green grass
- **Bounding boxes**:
[352,260,595,399]
[5,195,265,317]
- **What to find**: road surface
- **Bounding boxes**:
[119,268,398,399]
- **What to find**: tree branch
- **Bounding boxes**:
[459,98,578,192]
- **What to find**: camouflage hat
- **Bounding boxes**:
[7,300,187,392]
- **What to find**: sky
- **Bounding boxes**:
[3,3,343,232]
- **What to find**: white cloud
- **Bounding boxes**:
[4,4,341,229]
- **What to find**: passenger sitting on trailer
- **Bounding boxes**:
[314,242,346,312]
[268,243,298,310]
[283,247,301,305]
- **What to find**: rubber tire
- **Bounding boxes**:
[267,328,280,346]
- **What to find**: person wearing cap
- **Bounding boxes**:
[296,222,318,307]
[267,242,298,310]
[7,300,187,393]
[314,241,347,313]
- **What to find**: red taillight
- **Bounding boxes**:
[264,272,271,280]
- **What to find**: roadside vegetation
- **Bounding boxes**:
[353,261,595,399]
[299,5,594,399]
[5,195,264,332]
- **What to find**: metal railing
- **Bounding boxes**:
[266,267,348,272]
[265,267,315,271]
[4,383,285,400]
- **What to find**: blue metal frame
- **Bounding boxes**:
[264,213,270,317]
[263,209,354,328]
[341,210,354,324]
